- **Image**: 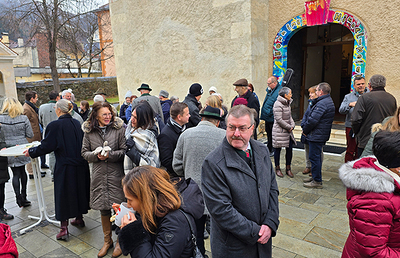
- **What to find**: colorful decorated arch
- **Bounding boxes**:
[273,2,367,90]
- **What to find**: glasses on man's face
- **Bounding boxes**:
[227,124,253,133]
[101,113,112,118]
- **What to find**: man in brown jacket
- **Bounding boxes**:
[23,91,45,178]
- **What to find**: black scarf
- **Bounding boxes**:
[25,100,38,114]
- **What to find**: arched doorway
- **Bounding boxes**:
[273,10,367,120]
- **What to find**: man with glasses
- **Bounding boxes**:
[339,76,368,162]
[261,76,282,156]
[201,105,279,258]
[302,82,335,189]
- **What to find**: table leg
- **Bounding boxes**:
[20,158,60,234]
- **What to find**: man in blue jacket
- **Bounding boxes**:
[261,76,282,156]
[302,82,335,188]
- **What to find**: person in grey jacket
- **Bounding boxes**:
[0,97,33,208]
[202,105,279,258]
[173,106,225,256]
[339,76,368,162]
[130,83,164,123]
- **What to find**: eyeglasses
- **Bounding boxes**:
[227,124,253,133]
[101,113,112,118]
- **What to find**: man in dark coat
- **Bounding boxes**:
[26,107,90,240]
[260,76,282,154]
[157,102,190,177]
[351,74,397,157]
[201,105,279,258]
[302,82,335,189]
[183,83,203,128]
[231,78,260,139]
[159,90,173,122]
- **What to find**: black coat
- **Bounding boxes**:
[302,94,335,143]
[157,119,182,178]
[183,94,201,128]
[29,114,90,221]
[118,178,204,257]
[231,89,260,127]
[119,103,129,124]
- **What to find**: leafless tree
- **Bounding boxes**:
[0,0,106,92]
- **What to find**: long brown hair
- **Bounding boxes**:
[122,166,181,233]
[87,101,115,131]
[381,106,400,132]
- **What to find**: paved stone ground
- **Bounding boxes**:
[5,146,348,258]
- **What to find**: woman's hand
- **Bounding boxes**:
[120,211,137,229]
[112,203,120,213]
[97,152,109,160]
[288,127,293,133]
[23,149,30,157]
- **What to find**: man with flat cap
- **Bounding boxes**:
[173,105,226,257]
[183,83,203,128]
[231,78,260,139]
[130,83,164,122]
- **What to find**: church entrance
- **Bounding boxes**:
[287,23,354,120]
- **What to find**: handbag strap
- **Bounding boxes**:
[178,209,197,245]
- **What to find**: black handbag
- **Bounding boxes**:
[179,209,203,258]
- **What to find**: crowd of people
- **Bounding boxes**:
[0,73,397,257]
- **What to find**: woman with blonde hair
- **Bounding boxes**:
[207,94,227,129]
[114,166,204,257]
[25,99,90,241]
[0,97,33,210]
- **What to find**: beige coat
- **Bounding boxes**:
[81,117,126,211]
[23,102,41,142]
[272,96,295,148]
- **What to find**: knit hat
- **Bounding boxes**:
[200,106,223,120]
[208,86,217,94]
[233,97,248,106]
[137,83,152,91]
[125,90,132,99]
[159,90,169,98]
[189,83,203,96]
[233,78,248,87]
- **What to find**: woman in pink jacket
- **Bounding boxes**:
[339,130,400,257]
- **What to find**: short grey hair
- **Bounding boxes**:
[170,96,179,102]
[318,82,331,94]
[93,95,104,103]
[369,74,386,88]
[61,89,71,97]
[226,105,255,126]
[278,87,291,97]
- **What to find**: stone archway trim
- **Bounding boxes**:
[272,9,367,90]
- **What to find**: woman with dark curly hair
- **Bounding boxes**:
[81,101,126,258]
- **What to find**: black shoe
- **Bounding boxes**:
[269,151,274,157]
[41,172,46,177]
[0,208,14,220]
[29,174,34,179]
[41,164,49,169]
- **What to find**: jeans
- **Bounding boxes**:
[345,127,357,162]
[309,141,324,182]
[274,139,293,167]
[265,122,274,153]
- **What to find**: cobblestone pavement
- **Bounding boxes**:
[7,146,347,258]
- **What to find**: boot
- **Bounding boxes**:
[275,166,284,178]
[112,239,122,258]
[56,220,69,240]
[16,195,23,208]
[0,208,14,220]
[71,215,85,227]
[21,190,31,206]
[98,215,113,258]
[286,165,294,178]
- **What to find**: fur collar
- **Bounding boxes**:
[81,116,124,133]
[339,157,400,193]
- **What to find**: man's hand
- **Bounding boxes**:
[258,225,272,244]
[23,149,30,157]
[349,101,356,107]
